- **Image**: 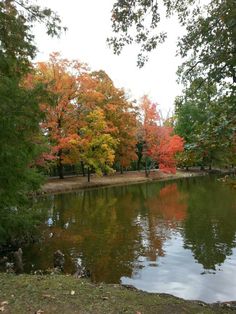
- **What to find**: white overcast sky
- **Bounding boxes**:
[35,0,184,116]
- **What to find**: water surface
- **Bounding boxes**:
[24,176,236,302]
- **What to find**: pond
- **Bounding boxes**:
[24,175,236,303]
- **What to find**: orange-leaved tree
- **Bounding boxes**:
[28,52,87,178]
[139,95,184,175]
[151,126,184,173]
[139,95,160,176]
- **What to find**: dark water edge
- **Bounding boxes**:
[1,175,236,303]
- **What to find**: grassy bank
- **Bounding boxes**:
[0,274,234,313]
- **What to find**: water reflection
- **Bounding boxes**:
[22,176,236,302]
[138,183,187,263]
[183,178,236,270]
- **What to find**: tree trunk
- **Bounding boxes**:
[145,158,149,177]
[81,161,85,177]
[57,149,64,179]
[137,155,142,171]
[57,163,64,179]
[120,165,123,174]
[87,167,90,182]
[57,118,64,179]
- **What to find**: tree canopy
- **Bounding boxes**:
[1,0,235,247]
[108,0,235,169]
[175,80,236,169]
[136,96,184,176]
[109,0,236,90]
[0,0,62,244]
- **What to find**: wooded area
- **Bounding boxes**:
[0,0,235,245]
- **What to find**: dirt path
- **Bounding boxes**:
[41,170,205,195]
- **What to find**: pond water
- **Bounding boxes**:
[24,176,236,303]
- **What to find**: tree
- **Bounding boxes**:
[175,80,236,169]
[139,96,184,175]
[28,53,86,179]
[79,108,118,182]
[0,0,62,245]
[114,109,138,173]
[139,95,160,176]
[78,70,138,173]
[102,0,236,174]
[109,0,236,91]
[155,127,185,173]
[29,58,138,181]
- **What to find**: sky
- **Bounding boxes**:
[35,0,185,116]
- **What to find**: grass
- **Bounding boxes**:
[0,274,234,313]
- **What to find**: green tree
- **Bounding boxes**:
[0,0,62,245]
[175,80,236,169]
[109,0,236,89]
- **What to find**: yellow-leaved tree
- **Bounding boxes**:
[79,108,118,182]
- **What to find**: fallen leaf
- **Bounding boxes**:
[0,302,8,307]
[42,294,55,300]
[0,306,4,312]
[70,290,75,295]
[102,296,109,300]
[35,310,44,314]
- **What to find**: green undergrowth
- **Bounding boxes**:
[0,274,234,313]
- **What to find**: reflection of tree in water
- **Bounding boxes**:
[148,183,187,261]
[158,184,187,222]
[73,187,144,283]
[137,183,187,262]
[183,177,236,270]
[25,177,236,282]
[25,182,188,280]
[26,186,145,282]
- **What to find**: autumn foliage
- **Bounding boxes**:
[140,95,184,174]
[27,53,184,179]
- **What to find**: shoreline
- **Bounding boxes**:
[41,169,207,195]
[0,273,235,313]
[1,170,235,312]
